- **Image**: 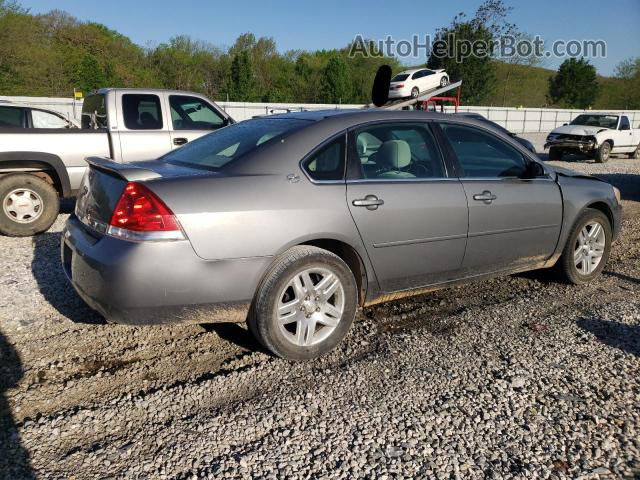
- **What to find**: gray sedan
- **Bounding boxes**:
[62,110,622,360]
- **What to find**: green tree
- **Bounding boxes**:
[74,54,108,93]
[548,58,599,108]
[229,50,257,101]
[320,55,350,103]
[613,57,640,109]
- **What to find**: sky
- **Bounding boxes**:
[20,0,640,76]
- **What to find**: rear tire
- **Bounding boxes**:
[556,208,611,285]
[595,142,611,163]
[248,246,358,360]
[0,174,59,237]
[628,144,639,159]
[440,76,449,87]
[548,147,562,161]
[410,87,419,99]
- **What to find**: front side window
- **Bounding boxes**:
[31,110,70,128]
[303,136,345,181]
[0,107,24,127]
[440,123,527,178]
[122,94,163,130]
[169,95,225,130]
[352,123,445,180]
[163,118,309,170]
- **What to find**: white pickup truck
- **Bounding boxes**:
[544,113,640,163]
[0,88,233,236]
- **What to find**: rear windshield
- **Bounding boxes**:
[571,114,618,129]
[391,74,409,82]
[162,118,310,170]
[81,94,107,129]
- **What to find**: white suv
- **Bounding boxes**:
[388,68,449,99]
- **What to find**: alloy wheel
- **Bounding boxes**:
[573,221,606,275]
[277,267,345,347]
[3,188,44,224]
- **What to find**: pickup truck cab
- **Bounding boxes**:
[0,89,233,236]
[544,113,640,163]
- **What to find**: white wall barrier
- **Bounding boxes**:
[2,95,639,134]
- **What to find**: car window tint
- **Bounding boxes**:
[169,95,225,130]
[441,124,527,178]
[122,94,163,130]
[31,110,69,128]
[0,107,23,127]
[411,71,422,79]
[353,123,445,180]
[303,136,346,181]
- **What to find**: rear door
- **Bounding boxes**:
[346,121,468,292]
[437,122,562,275]
[115,92,172,162]
[166,94,230,149]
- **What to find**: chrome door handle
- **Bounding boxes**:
[473,191,497,204]
[352,195,384,210]
[173,137,188,146]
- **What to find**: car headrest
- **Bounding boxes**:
[356,136,367,156]
[377,140,411,169]
[139,112,160,129]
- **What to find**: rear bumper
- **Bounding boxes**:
[61,215,272,325]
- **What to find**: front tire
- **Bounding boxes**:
[0,174,59,237]
[548,147,562,161]
[248,246,358,360]
[557,209,611,285]
[595,142,611,163]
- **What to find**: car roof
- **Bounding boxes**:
[395,68,428,75]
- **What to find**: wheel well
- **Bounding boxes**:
[586,201,614,229]
[300,239,367,306]
[0,162,62,197]
[603,139,613,148]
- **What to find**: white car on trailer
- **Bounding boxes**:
[388,68,449,99]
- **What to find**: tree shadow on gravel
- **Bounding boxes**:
[0,330,35,479]
[31,232,104,325]
[577,317,640,357]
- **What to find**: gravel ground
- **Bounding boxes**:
[1,143,639,479]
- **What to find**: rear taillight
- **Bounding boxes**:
[107,182,184,241]
[396,84,405,88]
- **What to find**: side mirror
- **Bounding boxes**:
[563,123,568,126]
[521,162,545,179]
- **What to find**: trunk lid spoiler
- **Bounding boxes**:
[86,156,162,182]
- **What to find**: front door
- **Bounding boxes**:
[346,121,468,292]
[437,122,563,274]
[166,94,229,149]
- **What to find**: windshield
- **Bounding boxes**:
[570,114,618,129]
[391,74,409,82]
[162,118,310,170]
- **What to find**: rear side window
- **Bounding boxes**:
[169,95,225,130]
[440,123,526,178]
[0,107,24,127]
[122,94,163,130]
[32,110,69,128]
[620,116,630,130]
[81,94,107,129]
[303,136,346,182]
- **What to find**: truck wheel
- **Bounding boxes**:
[0,174,60,237]
[595,142,611,163]
[556,208,611,285]
[248,245,358,360]
[548,147,562,160]
[628,144,640,159]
